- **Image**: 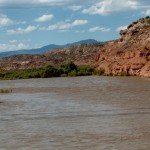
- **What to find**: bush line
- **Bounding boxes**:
[0,62,104,80]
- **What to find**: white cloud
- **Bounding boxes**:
[89,26,111,32]
[0,15,27,27]
[41,19,88,32]
[0,0,149,10]
[9,39,31,43]
[75,30,85,33]
[82,0,140,15]
[7,25,38,34]
[0,42,28,52]
[68,5,82,11]
[142,9,150,16]
[0,0,92,8]
[0,14,13,26]
[116,25,127,32]
[9,40,18,43]
[16,21,27,24]
[35,14,54,22]
[72,19,88,26]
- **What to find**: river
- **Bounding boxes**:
[0,76,150,150]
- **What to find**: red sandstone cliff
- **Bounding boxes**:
[96,17,150,77]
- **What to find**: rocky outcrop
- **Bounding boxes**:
[96,17,150,77]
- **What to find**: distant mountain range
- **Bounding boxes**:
[0,39,98,58]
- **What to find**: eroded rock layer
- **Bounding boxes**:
[96,17,150,77]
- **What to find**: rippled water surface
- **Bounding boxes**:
[0,76,150,150]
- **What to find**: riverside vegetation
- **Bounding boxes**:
[0,89,12,94]
[0,62,104,80]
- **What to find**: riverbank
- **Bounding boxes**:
[0,62,98,80]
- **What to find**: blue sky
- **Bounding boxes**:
[0,0,149,52]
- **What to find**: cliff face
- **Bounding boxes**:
[96,17,150,77]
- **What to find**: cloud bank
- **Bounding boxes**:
[41,19,88,32]
[0,0,91,8]
[0,41,28,51]
[89,26,111,32]
[116,25,128,32]
[143,9,150,16]
[7,25,38,34]
[0,15,13,26]
[82,0,140,15]
[35,14,54,22]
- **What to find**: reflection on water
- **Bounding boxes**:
[0,76,150,150]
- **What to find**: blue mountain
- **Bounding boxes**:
[0,39,98,58]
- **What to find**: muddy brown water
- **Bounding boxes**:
[0,76,150,150]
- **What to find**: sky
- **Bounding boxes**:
[0,0,150,52]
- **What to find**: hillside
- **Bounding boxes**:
[96,17,150,77]
[0,17,149,77]
[0,39,98,58]
[0,43,103,70]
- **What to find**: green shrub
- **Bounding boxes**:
[0,62,96,80]
[77,65,94,76]
[120,72,130,76]
[68,70,77,77]
[0,89,12,94]
[95,69,105,75]
[61,74,67,77]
